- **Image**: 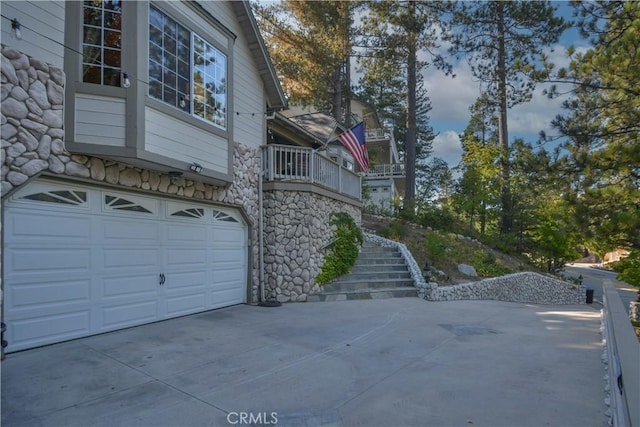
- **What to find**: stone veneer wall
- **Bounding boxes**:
[1,46,266,301]
[430,273,585,304]
[263,190,361,302]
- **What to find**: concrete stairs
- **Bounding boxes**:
[307,240,418,302]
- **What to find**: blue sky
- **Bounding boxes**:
[425,1,591,168]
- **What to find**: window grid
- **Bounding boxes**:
[149,5,227,129]
[82,0,122,86]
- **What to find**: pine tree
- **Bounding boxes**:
[448,1,568,234]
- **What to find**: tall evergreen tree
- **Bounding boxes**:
[448,1,568,234]
[357,0,450,208]
[252,1,361,123]
[548,1,640,251]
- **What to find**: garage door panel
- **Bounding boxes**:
[166,293,206,317]
[165,271,207,289]
[10,310,91,351]
[212,247,243,263]
[103,248,160,269]
[7,211,92,241]
[210,288,243,308]
[165,248,207,266]
[100,300,158,330]
[102,220,160,243]
[7,248,91,274]
[102,275,159,298]
[213,226,244,243]
[166,223,208,244]
[212,267,244,284]
[10,279,91,308]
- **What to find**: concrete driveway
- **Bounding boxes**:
[2,298,605,427]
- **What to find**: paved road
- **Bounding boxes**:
[563,264,638,314]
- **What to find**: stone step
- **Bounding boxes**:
[358,251,402,259]
[353,257,404,265]
[333,271,413,283]
[323,278,415,292]
[350,264,408,273]
[307,287,418,302]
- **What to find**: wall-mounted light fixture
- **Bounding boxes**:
[190,162,203,174]
[167,171,183,184]
[11,19,22,40]
[121,72,131,88]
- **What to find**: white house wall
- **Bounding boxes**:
[0,1,65,68]
[75,94,126,147]
[145,107,229,173]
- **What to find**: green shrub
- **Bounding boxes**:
[379,222,408,240]
[424,233,447,262]
[316,212,363,285]
[471,251,512,277]
[611,251,640,287]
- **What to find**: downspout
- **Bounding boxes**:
[258,145,265,304]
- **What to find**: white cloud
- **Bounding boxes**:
[431,130,463,168]
[423,59,479,122]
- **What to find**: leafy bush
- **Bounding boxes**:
[379,222,408,240]
[424,233,447,262]
[611,251,640,287]
[471,251,512,277]
[418,206,456,232]
[316,212,363,285]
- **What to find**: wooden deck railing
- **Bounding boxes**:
[365,163,406,178]
[262,145,361,200]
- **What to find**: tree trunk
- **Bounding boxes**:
[343,2,352,127]
[496,2,512,234]
[331,65,342,122]
[405,0,417,205]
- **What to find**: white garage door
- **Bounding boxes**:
[3,179,248,352]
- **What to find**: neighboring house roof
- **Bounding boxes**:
[231,1,287,111]
[287,112,344,144]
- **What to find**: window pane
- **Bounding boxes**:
[105,0,121,12]
[83,25,102,45]
[164,33,176,55]
[164,69,176,88]
[104,11,121,30]
[104,29,121,48]
[103,67,120,87]
[104,48,121,67]
[84,7,101,27]
[165,52,176,71]
[149,78,162,99]
[149,42,162,64]
[149,60,162,81]
[164,86,176,106]
[83,64,101,84]
[83,45,102,66]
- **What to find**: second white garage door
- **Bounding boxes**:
[3,179,248,352]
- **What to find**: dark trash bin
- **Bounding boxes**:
[586,288,594,304]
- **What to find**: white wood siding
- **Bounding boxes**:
[0,1,65,67]
[75,94,126,147]
[199,1,266,150]
[145,107,228,173]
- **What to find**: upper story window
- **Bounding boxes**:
[82,1,122,86]
[149,5,227,130]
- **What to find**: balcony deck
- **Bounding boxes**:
[262,144,362,201]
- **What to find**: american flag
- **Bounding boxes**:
[338,122,369,173]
